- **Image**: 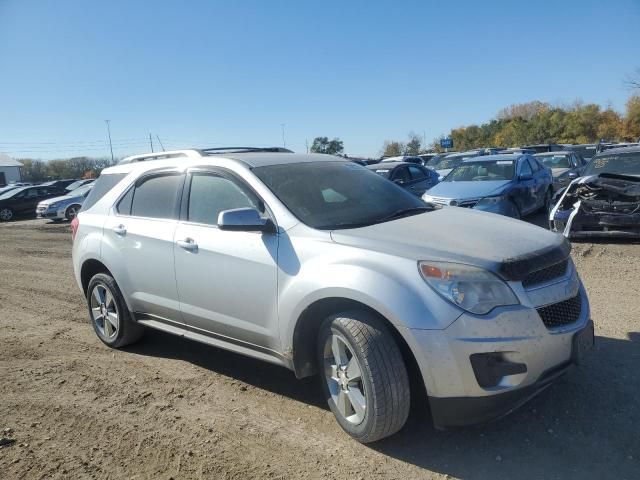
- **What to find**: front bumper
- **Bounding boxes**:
[36,205,65,220]
[402,277,592,429]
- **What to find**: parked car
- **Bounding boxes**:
[596,142,639,153]
[423,154,553,218]
[0,184,24,196]
[39,179,79,190]
[72,149,592,443]
[419,152,458,167]
[0,185,66,221]
[64,179,95,192]
[379,155,423,165]
[564,144,598,162]
[366,161,439,196]
[534,151,587,192]
[429,150,484,180]
[550,145,640,238]
[36,183,94,221]
[521,144,565,153]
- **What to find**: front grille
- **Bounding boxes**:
[522,259,569,288]
[536,293,582,329]
[458,199,479,208]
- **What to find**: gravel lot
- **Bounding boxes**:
[0,218,638,479]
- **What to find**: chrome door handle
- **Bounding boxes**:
[176,238,198,252]
[113,224,126,236]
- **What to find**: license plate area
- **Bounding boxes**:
[572,320,594,365]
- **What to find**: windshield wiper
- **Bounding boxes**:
[376,206,433,224]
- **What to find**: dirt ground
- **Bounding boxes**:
[0,218,639,480]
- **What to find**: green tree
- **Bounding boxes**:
[405,133,422,155]
[381,141,404,157]
[310,136,344,155]
[623,95,640,140]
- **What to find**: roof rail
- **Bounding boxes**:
[199,147,294,155]
[118,149,202,165]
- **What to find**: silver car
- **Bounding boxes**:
[37,183,93,221]
[71,149,593,443]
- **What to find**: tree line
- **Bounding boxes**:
[16,94,640,181]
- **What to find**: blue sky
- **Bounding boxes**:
[1,0,639,159]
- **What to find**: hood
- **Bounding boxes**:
[39,193,81,206]
[426,180,511,200]
[330,207,569,280]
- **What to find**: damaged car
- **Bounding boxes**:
[550,146,640,238]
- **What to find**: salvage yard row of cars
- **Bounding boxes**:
[0,178,94,221]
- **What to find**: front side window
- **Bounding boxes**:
[408,165,425,180]
[187,173,261,226]
[130,173,183,219]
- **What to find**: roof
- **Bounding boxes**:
[365,161,415,170]
[0,154,23,168]
[224,152,342,168]
[461,154,521,162]
[594,145,640,155]
[534,151,570,156]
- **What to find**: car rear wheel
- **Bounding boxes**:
[0,208,13,221]
[65,204,80,221]
[87,273,144,348]
[317,310,410,443]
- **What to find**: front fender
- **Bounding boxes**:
[277,249,463,352]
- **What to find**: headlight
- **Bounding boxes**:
[422,194,434,202]
[418,261,519,314]
[476,195,506,206]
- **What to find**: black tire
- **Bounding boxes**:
[0,207,13,221]
[64,204,81,221]
[86,273,144,348]
[317,310,410,443]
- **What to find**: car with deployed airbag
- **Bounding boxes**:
[72,148,593,443]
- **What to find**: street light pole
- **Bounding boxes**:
[280,123,286,148]
[105,120,114,163]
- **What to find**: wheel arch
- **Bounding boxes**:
[80,258,114,297]
[291,297,427,398]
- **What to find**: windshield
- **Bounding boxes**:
[65,180,87,191]
[71,184,93,197]
[583,152,640,177]
[570,146,596,160]
[445,160,515,182]
[0,187,27,200]
[253,161,429,229]
[430,155,473,170]
[537,155,570,169]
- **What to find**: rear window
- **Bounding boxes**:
[81,173,127,212]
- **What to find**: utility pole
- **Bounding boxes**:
[305,138,309,153]
[105,120,114,163]
[156,134,165,151]
[280,123,286,148]
[149,133,154,152]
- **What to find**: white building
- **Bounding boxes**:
[0,153,23,186]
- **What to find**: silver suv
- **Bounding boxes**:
[72,148,593,443]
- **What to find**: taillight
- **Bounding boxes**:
[71,216,79,241]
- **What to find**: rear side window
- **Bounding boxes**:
[130,174,183,219]
[82,173,127,212]
[408,165,425,180]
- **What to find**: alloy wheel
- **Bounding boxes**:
[66,205,79,220]
[323,331,366,425]
[90,283,119,340]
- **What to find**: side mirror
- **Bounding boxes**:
[218,208,275,233]
[393,179,404,185]
[519,173,533,181]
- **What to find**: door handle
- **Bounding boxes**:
[113,224,126,236]
[176,238,198,252]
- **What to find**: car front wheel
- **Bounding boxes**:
[317,310,410,443]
